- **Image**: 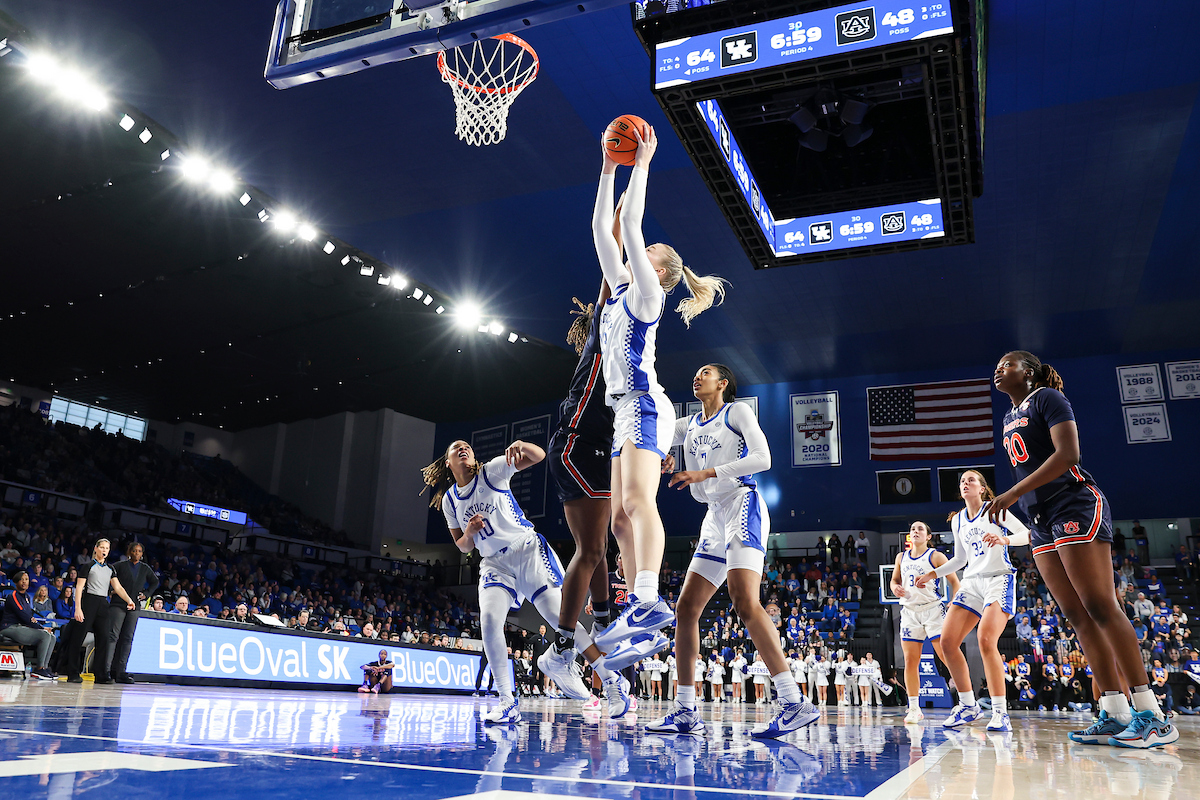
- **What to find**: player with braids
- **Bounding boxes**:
[422,439,618,724]
[990,351,1177,748]
[916,470,1027,732]
[591,122,729,657]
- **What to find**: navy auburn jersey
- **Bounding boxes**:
[556,289,616,440]
[609,570,629,608]
[1002,387,1096,513]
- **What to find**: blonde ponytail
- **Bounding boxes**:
[676,265,729,327]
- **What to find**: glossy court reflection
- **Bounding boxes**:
[0,684,1194,800]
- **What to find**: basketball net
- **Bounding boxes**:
[437,33,539,146]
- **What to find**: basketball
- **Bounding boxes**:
[604,114,648,166]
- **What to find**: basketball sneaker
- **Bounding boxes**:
[1108,710,1180,749]
[645,704,706,735]
[1068,710,1128,745]
[594,596,675,652]
[942,703,982,728]
[604,672,634,718]
[603,631,671,672]
[583,695,602,712]
[484,696,521,725]
[986,712,1011,732]
[904,707,924,724]
[751,700,821,739]
[538,645,590,700]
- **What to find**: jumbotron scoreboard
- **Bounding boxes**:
[634,0,986,267]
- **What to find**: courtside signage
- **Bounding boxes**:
[655,1,954,88]
[126,616,505,690]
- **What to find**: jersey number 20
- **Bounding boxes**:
[1003,433,1029,467]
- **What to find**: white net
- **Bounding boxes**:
[437,33,539,146]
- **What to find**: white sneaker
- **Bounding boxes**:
[583,695,602,711]
[484,696,521,725]
[604,673,634,718]
[538,645,590,700]
[905,708,924,724]
[751,700,821,739]
[943,703,982,728]
[645,704,706,735]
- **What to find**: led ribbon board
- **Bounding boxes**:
[126,613,512,691]
[168,497,248,525]
[655,1,954,88]
[695,99,944,256]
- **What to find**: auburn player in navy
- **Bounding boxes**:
[990,351,1177,748]
[542,271,635,717]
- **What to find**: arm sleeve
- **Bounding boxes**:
[932,521,969,579]
[671,416,689,449]
[618,168,666,321]
[1040,389,1076,429]
[143,566,160,599]
[1000,513,1031,547]
[713,403,771,480]
[592,172,632,293]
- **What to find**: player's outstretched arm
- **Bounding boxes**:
[620,124,664,322]
[593,146,631,293]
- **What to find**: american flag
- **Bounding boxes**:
[867,379,994,461]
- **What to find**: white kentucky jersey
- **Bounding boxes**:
[599,284,664,406]
[678,401,764,506]
[441,456,536,559]
[951,506,1028,579]
[898,547,943,606]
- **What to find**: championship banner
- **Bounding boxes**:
[790,391,841,467]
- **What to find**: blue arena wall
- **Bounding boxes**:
[427,347,1200,543]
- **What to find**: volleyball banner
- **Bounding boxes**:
[790,391,841,467]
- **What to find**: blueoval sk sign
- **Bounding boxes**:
[126,615,508,691]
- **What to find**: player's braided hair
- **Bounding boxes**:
[1011,350,1065,392]
[420,445,480,509]
[565,296,594,356]
[946,470,997,521]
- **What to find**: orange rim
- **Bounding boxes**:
[437,33,540,96]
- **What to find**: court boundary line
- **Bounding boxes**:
[0,727,874,800]
[862,740,955,800]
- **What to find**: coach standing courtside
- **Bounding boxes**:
[61,538,136,684]
[106,542,159,684]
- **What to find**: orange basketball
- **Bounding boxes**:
[604,114,648,166]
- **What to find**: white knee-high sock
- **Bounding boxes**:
[479,586,515,699]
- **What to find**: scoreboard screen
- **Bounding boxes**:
[656,1,954,88]
[695,98,944,257]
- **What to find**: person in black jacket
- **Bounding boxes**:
[106,542,159,684]
[0,570,56,679]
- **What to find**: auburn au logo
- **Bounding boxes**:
[1063,521,1080,534]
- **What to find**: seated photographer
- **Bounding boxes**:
[358,649,394,694]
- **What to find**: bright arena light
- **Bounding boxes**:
[377,274,391,286]
[239,192,252,206]
[488,321,505,336]
[392,275,407,289]
[359,263,374,276]
[273,209,298,234]
[297,224,317,241]
[25,54,107,110]
[422,295,433,306]
[508,332,518,342]
[435,305,445,314]
[322,241,335,254]
[412,288,424,300]
[455,303,482,331]
[138,128,153,143]
[180,156,212,183]
[208,170,236,194]
[119,114,135,131]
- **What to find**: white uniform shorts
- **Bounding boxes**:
[611,391,675,459]
[952,573,1017,618]
[478,533,564,609]
[687,489,769,587]
[900,602,945,643]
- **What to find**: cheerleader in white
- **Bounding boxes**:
[813,654,831,707]
[591,125,729,661]
[916,470,1030,732]
[833,651,850,706]
[890,520,961,723]
[790,653,806,705]
[732,651,748,703]
[644,364,817,739]
[424,439,618,724]
[751,653,769,703]
[708,657,726,703]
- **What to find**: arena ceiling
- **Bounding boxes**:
[0,1,1197,430]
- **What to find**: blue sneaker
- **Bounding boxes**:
[1068,710,1127,744]
[594,596,675,652]
[645,704,706,735]
[986,711,1011,732]
[603,631,670,672]
[1108,710,1180,749]
[942,703,982,728]
[751,700,821,739]
[604,672,634,718]
[483,696,521,725]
